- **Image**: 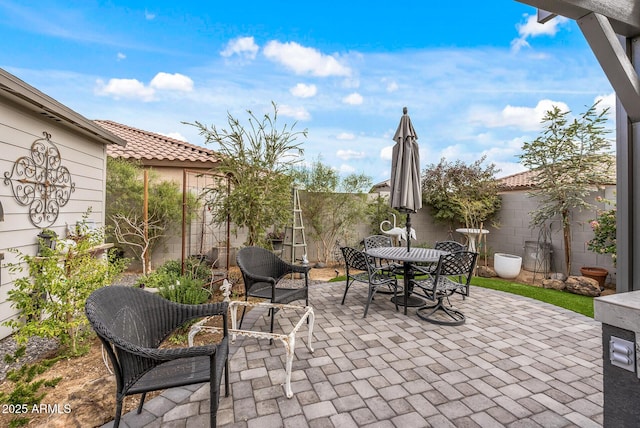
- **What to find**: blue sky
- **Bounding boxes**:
[0,1,614,183]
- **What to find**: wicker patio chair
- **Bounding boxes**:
[340,246,399,317]
[85,286,229,428]
[236,246,311,333]
[410,251,478,325]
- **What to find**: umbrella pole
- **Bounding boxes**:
[406,213,411,252]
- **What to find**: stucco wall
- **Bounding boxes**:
[481,186,616,281]
[0,99,108,339]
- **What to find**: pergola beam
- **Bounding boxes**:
[517,0,640,37]
[578,12,640,122]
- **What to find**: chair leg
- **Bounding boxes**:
[239,304,248,329]
[224,358,230,397]
[114,397,124,428]
[416,297,465,326]
[363,286,376,318]
[136,392,146,414]
[341,278,351,305]
[270,307,275,334]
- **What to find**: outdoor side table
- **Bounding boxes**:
[188,300,315,398]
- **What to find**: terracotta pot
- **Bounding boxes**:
[580,266,608,288]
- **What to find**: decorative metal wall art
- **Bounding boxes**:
[4,132,75,227]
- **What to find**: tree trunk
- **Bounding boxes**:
[562,210,572,275]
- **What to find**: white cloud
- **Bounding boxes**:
[594,92,616,114]
[95,78,155,101]
[342,92,363,105]
[336,132,355,140]
[117,52,126,61]
[336,149,365,160]
[290,83,317,98]
[511,14,568,53]
[160,132,188,141]
[278,104,311,120]
[338,164,356,174]
[144,10,156,20]
[221,36,259,59]
[263,40,351,77]
[386,81,398,92]
[380,145,393,161]
[471,99,570,131]
[150,72,193,91]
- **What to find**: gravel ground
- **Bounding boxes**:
[0,335,60,382]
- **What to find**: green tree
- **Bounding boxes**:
[186,102,307,246]
[519,102,614,275]
[106,158,191,274]
[366,194,405,236]
[421,156,501,230]
[293,158,372,263]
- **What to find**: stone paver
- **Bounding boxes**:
[102,282,604,427]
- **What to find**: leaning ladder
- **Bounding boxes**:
[283,187,307,263]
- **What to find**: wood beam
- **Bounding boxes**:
[578,13,640,122]
[516,0,640,37]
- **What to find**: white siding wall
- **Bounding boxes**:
[0,100,108,339]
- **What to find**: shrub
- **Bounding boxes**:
[588,196,616,265]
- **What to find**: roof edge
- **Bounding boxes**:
[0,68,126,146]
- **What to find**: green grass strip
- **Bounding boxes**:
[329,274,594,318]
[471,277,594,318]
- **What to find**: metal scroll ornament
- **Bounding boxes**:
[4,132,75,227]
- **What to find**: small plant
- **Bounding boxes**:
[0,355,63,428]
[158,276,210,305]
[588,196,616,265]
[135,258,212,289]
[4,210,128,355]
[266,231,285,241]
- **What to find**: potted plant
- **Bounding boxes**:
[587,196,616,265]
[266,231,285,251]
[37,228,58,256]
[584,196,616,288]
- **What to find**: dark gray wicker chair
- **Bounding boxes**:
[236,246,310,333]
[85,286,229,428]
[340,246,399,317]
[410,251,478,325]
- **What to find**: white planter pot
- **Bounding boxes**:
[494,253,522,279]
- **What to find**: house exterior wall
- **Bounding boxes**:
[0,98,109,339]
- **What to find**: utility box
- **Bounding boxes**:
[594,292,640,427]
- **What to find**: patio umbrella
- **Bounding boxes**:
[390,107,422,251]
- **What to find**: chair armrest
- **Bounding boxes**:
[242,271,277,285]
[288,264,311,275]
[179,301,229,318]
[139,343,223,361]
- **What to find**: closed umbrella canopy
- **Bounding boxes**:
[390,107,422,213]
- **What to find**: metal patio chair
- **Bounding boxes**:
[410,251,478,325]
[340,246,399,317]
[362,234,403,293]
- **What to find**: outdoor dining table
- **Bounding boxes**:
[365,246,450,315]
